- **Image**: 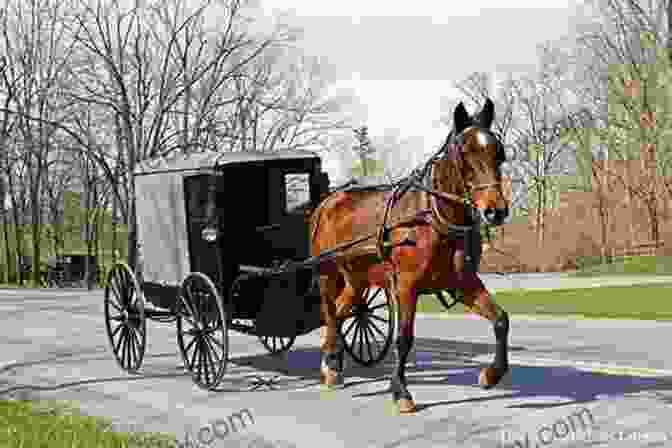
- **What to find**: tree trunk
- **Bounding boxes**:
[31,154,45,287]
[535,182,545,250]
[88,180,100,290]
[598,196,610,263]
[361,155,368,177]
[647,196,659,244]
[56,199,64,257]
[11,195,24,285]
[1,207,10,283]
[31,184,41,287]
[95,204,102,287]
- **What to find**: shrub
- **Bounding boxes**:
[574,255,605,270]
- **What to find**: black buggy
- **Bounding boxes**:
[47,255,97,288]
[103,150,397,390]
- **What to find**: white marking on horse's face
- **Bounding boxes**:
[476,130,488,147]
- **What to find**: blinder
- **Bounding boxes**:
[495,138,506,165]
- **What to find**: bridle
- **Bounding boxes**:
[427,126,504,201]
[376,125,506,269]
[379,125,505,226]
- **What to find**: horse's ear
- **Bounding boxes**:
[454,102,469,132]
[479,98,495,128]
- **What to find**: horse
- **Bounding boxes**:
[310,98,510,414]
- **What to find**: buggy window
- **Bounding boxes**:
[285,173,310,214]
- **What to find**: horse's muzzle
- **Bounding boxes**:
[482,207,508,226]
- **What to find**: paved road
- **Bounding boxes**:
[2,288,672,447]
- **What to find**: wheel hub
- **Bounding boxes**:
[351,303,369,315]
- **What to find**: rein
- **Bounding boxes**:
[305,126,505,275]
[374,127,501,271]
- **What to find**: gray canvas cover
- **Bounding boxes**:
[135,169,193,286]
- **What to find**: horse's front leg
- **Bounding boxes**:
[387,271,418,413]
[461,277,510,388]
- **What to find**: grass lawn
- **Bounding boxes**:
[417,282,672,320]
[0,399,177,448]
[567,255,672,277]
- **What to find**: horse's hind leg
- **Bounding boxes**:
[319,271,345,387]
[461,277,510,389]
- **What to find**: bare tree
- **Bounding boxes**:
[373,130,423,182]
[351,125,375,178]
[568,0,672,246]
[0,0,78,285]
[0,0,361,284]
[65,0,297,271]
[560,107,617,261]
[217,49,354,154]
[438,72,525,218]
[0,50,19,283]
[43,140,77,258]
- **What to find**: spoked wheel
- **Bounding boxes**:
[338,286,395,367]
[104,262,146,373]
[176,272,228,391]
[258,335,296,355]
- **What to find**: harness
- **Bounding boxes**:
[294,125,505,280]
[375,126,503,273]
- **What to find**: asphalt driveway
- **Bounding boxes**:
[1,286,672,447]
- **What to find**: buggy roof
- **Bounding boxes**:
[135,149,320,176]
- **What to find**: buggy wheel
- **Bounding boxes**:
[104,262,146,373]
[338,286,394,367]
[258,335,296,354]
[177,272,228,391]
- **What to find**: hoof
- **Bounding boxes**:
[478,366,508,389]
[320,366,344,388]
[397,398,417,414]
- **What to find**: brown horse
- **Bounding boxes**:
[310,98,510,414]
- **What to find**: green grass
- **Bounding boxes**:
[0,399,177,448]
[418,282,672,320]
[568,255,672,277]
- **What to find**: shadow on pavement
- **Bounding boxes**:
[2,336,672,415]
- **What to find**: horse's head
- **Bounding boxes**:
[433,98,509,226]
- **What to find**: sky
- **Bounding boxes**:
[255,0,592,182]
